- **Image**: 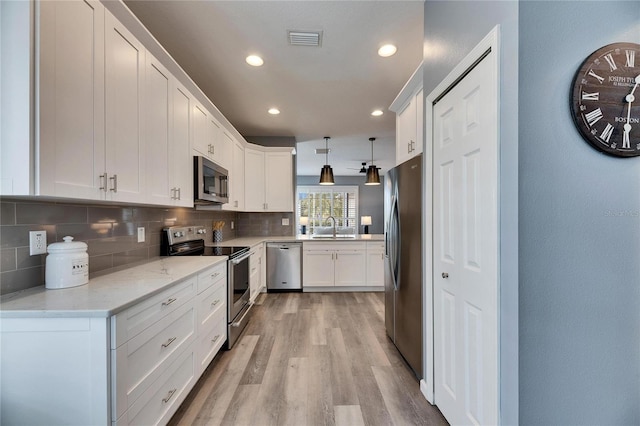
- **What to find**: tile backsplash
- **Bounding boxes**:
[237,212,295,237]
[0,198,238,295]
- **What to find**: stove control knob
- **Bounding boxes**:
[174,231,183,238]
[197,229,206,234]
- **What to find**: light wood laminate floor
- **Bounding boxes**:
[169,292,448,426]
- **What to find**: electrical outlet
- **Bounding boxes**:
[282,218,290,226]
[29,231,47,255]
[137,227,145,243]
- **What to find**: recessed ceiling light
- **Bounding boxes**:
[378,44,397,57]
[246,55,264,66]
[268,108,280,115]
[371,109,384,117]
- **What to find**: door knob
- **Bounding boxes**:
[442,272,449,279]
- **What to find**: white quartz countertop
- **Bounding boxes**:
[209,234,384,248]
[0,256,227,318]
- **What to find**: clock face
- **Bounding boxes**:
[571,42,640,157]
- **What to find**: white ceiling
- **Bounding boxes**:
[124,0,424,176]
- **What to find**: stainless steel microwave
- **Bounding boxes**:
[194,156,228,204]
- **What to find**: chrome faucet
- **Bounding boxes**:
[326,216,337,237]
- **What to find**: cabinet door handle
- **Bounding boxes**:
[408,141,411,153]
[162,297,177,306]
[442,272,449,279]
[161,336,177,348]
[99,174,108,192]
[212,334,221,343]
[109,174,118,193]
[177,187,181,200]
[162,388,177,404]
[211,272,220,279]
[411,140,416,152]
[211,299,220,307]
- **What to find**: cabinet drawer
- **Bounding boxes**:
[113,301,195,418]
[114,344,196,426]
[111,277,196,348]
[197,308,226,374]
[197,280,226,328]
[197,262,226,294]
[366,241,385,251]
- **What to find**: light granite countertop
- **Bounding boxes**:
[209,234,384,248]
[0,256,227,319]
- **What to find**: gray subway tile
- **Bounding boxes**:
[88,206,134,224]
[16,247,44,269]
[0,225,56,249]
[57,223,112,241]
[1,266,44,295]
[113,247,149,268]
[1,201,16,225]
[88,254,114,274]
[87,236,135,256]
[1,249,16,272]
[16,202,87,225]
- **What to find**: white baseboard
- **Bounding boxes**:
[302,286,384,292]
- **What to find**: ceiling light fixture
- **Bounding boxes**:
[319,136,335,185]
[365,137,381,185]
[245,55,264,66]
[371,109,384,117]
[378,44,397,57]
[268,108,280,115]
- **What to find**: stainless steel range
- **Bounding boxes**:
[161,225,252,349]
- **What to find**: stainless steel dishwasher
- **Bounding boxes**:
[266,242,302,291]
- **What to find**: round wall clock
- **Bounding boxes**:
[571,42,640,157]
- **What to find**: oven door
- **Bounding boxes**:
[228,252,251,322]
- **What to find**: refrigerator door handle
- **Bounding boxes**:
[390,194,400,290]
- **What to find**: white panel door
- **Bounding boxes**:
[105,11,145,202]
[433,52,498,425]
[302,250,334,287]
[145,54,171,205]
[38,0,105,199]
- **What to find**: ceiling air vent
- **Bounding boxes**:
[288,30,322,47]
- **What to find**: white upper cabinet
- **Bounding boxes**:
[265,151,294,211]
[37,0,106,199]
[192,104,229,169]
[390,63,424,166]
[244,148,266,211]
[221,137,244,211]
[144,53,172,205]
[171,83,194,207]
[244,146,293,212]
[104,10,145,202]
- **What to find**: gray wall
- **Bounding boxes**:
[424,2,519,424]
[296,175,385,234]
[519,2,640,424]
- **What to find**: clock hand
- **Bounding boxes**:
[622,75,640,149]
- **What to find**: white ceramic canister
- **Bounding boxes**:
[45,236,89,289]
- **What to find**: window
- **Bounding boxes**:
[297,186,358,234]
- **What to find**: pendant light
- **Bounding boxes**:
[365,137,381,185]
[319,136,335,185]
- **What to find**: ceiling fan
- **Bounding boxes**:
[347,162,368,173]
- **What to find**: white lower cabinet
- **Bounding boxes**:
[302,241,385,291]
[366,242,385,287]
[0,261,227,426]
[303,243,367,289]
[249,243,264,301]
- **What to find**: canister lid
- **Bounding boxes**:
[47,236,88,253]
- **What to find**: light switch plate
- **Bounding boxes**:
[137,227,145,243]
[281,218,289,226]
[231,221,234,230]
[29,231,47,255]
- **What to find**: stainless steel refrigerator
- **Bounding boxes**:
[384,154,422,379]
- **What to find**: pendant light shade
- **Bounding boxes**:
[319,136,335,185]
[365,137,381,185]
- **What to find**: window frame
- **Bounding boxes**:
[296,185,359,234]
